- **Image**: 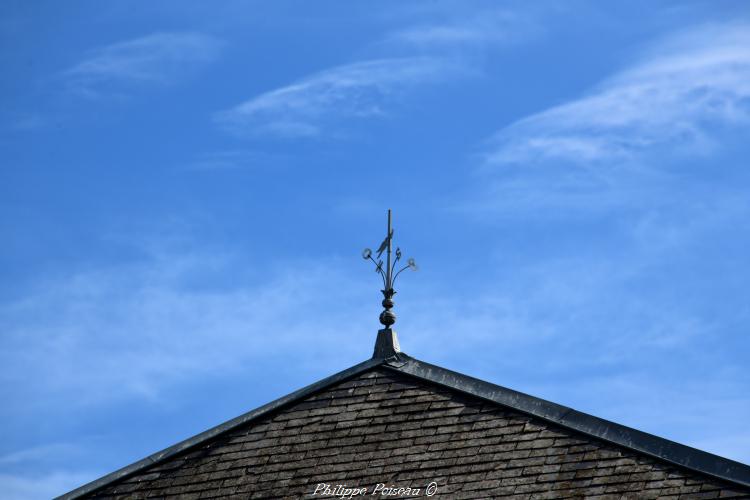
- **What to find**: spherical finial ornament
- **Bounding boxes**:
[379,309,396,327]
[362,248,372,260]
[379,292,396,327]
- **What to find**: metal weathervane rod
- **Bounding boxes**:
[362,209,418,329]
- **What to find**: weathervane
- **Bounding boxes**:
[362,209,418,329]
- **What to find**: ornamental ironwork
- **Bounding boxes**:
[362,209,417,329]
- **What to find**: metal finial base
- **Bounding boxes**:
[373,328,401,359]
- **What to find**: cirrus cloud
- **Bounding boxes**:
[63,32,224,97]
[485,24,750,166]
[215,57,468,139]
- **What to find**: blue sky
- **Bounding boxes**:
[2,1,750,497]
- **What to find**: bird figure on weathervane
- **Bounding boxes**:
[362,210,418,329]
[376,229,393,259]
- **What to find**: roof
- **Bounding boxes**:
[57,331,750,499]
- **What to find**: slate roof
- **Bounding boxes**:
[58,331,750,499]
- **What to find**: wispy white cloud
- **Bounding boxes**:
[386,9,538,49]
[63,32,223,97]
[214,5,540,140]
[215,57,467,138]
[485,23,750,166]
[460,23,750,219]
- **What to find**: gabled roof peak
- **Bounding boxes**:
[58,352,750,499]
